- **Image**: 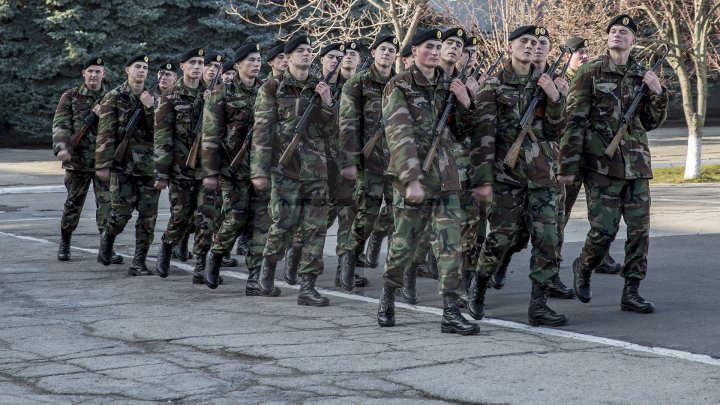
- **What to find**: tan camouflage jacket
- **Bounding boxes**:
[52,83,106,171]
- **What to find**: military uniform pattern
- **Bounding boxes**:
[193,184,222,255]
[60,171,111,233]
[343,171,394,254]
[246,187,272,272]
[105,172,159,246]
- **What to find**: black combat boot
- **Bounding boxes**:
[547,273,575,299]
[621,278,655,313]
[491,255,511,289]
[172,234,190,262]
[110,251,124,264]
[259,258,278,294]
[354,273,369,288]
[246,268,281,296]
[338,251,356,291]
[355,243,372,268]
[97,232,116,266]
[205,252,224,289]
[595,255,623,274]
[155,240,173,278]
[58,230,71,261]
[298,274,329,306]
[572,257,592,303]
[192,252,207,285]
[418,252,439,280]
[441,294,481,335]
[400,262,418,304]
[528,282,569,327]
[467,273,491,320]
[364,232,383,268]
[415,258,430,278]
[128,244,151,276]
[221,254,238,267]
[283,246,301,285]
[459,270,472,309]
[377,286,396,327]
[235,231,250,256]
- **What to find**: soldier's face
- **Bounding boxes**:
[413,40,441,68]
[570,47,591,70]
[509,35,537,63]
[459,47,477,68]
[222,70,236,82]
[289,45,312,69]
[204,62,221,82]
[181,57,204,80]
[533,36,550,64]
[441,37,463,65]
[237,52,262,79]
[268,53,288,72]
[82,66,105,90]
[402,55,415,70]
[125,62,148,83]
[158,70,177,90]
[322,50,343,73]
[342,49,360,69]
[372,43,397,69]
[608,26,636,51]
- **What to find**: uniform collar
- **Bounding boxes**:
[600,53,644,77]
[501,60,540,85]
[409,64,442,86]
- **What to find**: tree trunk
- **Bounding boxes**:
[684,117,703,180]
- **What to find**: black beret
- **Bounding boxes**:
[536,26,550,40]
[565,36,589,51]
[82,57,104,70]
[344,41,360,53]
[266,43,285,61]
[158,61,177,72]
[284,35,311,54]
[319,43,345,58]
[508,25,539,41]
[204,52,223,65]
[410,29,443,47]
[606,14,637,34]
[400,42,413,58]
[222,60,235,72]
[441,27,468,44]
[233,43,261,63]
[464,36,479,47]
[124,54,149,67]
[371,33,399,51]
[179,48,204,63]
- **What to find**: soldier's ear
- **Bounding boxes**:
[371,49,377,58]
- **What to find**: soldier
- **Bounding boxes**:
[336,33,399,291]
[399,43,414,69]
[221,60,236,83]
[201,43,281,296]
[559,35,623,275]
[265,43,288,79]
[469,26,569,327]
[52,57,122,264]
[156,62,178,96]
[251,34,337,306]
[96,54,159,276]
[377,29,480,335]
[558,15,667,313]
[153,48,207,281]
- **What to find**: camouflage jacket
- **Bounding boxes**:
[154,78,206,181]
[250,69,336,181]
[338,64,393,175]
[559,54,668,180]
[443,66,474,187]
[324,72,347,169]
[201,76,260,180]
[52,83,106,171]
[382,64,476,193]
[96,81,155,177]
[469,61,566,189]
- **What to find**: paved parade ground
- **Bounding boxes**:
[1,129,719,404]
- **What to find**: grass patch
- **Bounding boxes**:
[652,164,720,183]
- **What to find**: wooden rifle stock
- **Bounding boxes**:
[230,128,253,169]
[113,75,162,163]
[186,70,223,168]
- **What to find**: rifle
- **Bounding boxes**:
[358,56,371,72]
[186,69,223,168]
[230,127,252,169]
[467,52,486,81]
[604,47,669,159]
[421,53,472,173]
[485,51,505,77]
[278,55,343,167]
[361,127,384,159]
[503,47,571,168]
[68,109,99,150]
[113,73,162,162]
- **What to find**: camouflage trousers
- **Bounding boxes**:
[477,183,560,287]
[105,172,159,247]
[193,184,222,255]
[61,169,111,234]
[579,172,650,280]
[383,188,463,295]
[558,175,584,255]
[247,187,272,272]
[326,174,356,256]
[210,178,252,256]
[161,179,199,244]
[263,174,328,276]
[342,171,394,254]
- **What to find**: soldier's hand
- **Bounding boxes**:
[554,77,569,97]
[465,76,480,97]
[472,185,492,202]
[140,91,154,109]
[57,149,71,162]
[557,174,575,185]
[450,79,471,109]
[91,105,101,115]
[251,177,269,190]
[643,71,663,95]
[340,165,357,181]
[96,168,110,181]
[154,179,169,190]
[316,82,333,106]
[538,73,560,103]
[404,180,425,204]
[203,176,219,190]
[477,73,489,87]
[203,89,211,100]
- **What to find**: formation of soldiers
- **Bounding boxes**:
[52,13,668,336]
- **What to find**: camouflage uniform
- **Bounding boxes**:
[470,61,566,287]
[559,54,668,280]
[52,83,111,234]
[251,69,336,276]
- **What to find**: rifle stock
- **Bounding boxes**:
[113,73,162,163]
[69,111,98,150]
[187,70,223,168]
[361,127,384,159]
[230,128,253,169]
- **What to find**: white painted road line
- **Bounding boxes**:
[0,185,66,194]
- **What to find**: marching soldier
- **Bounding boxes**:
[96,54,159,276]
[52,56,121,264]
[156,62,178,97]
[265,43,288,79]
[336,33,399,291]
[558,15,667,313]
[399,43,414,69]
[377,29,480,335]
[251,34,337,306]
[221,60,236,83]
